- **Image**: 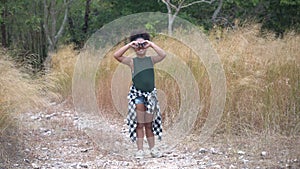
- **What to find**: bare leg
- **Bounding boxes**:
[136,123,144,150]
[145,111,154,149]
[136,104,146,150]
[145,122,154,149]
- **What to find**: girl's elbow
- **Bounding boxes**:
[113,53,120,59]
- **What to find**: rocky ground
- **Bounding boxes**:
[1,101,299,169]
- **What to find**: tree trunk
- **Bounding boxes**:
[164,0,174,35]
[43,0,71,70]
[1,19,7,48]
[50,0,57,51]
[162,0,217,35]
[1,0,7,48]
[212,0,223,23]
[82,0,91,34]
[168,14,173,35]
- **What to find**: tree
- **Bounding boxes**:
[262,0,300,36]
[0,0,8,48]
[222,0,300,36]
[0,0,48,71]
[211,0,223,24]
[82,0,91,34]
[67,0,92,48]
[160,0,222,35]
[43,0,73,67]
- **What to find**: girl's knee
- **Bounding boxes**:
[136,123,145,129]
[144,122,152,130]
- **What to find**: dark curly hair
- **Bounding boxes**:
[129,29,150,42]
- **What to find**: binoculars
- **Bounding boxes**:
[137,42,147,48]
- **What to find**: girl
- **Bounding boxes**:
[113,30,166,158]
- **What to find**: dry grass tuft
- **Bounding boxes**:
[0,49,61,166]
[49,45,78,99]
[0,52,47,131]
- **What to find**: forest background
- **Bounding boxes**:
[0,0,299,167]
[1,0,300,69]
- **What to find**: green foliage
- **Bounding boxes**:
[1,0,47,72]
[219,0,300,35]
[66,0,165,47]
[280,0,300,5]
[261,0,300,36]
[1,0,300,72]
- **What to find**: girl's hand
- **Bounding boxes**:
[129,40,152,49]
[142,40,152,49]
[129,41,138,49]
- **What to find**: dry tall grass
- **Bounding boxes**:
[0,52,46,132]
[211,24,300,136]
[50,45,78,99]
[96,25,299,136]
[0,46,76,124]
[0,49,61,165]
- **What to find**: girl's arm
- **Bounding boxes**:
[145,41,166,64]
[113,43,134,66]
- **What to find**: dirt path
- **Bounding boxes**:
[2,101,299,169]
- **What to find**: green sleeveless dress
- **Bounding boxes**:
[132,56,154,92]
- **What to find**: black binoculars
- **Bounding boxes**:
[137,42,147,48]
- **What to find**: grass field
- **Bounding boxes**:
[0,23,299,147]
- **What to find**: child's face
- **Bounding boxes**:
[134,38,147,56]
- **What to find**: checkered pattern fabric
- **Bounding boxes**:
[127,85,162,142]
